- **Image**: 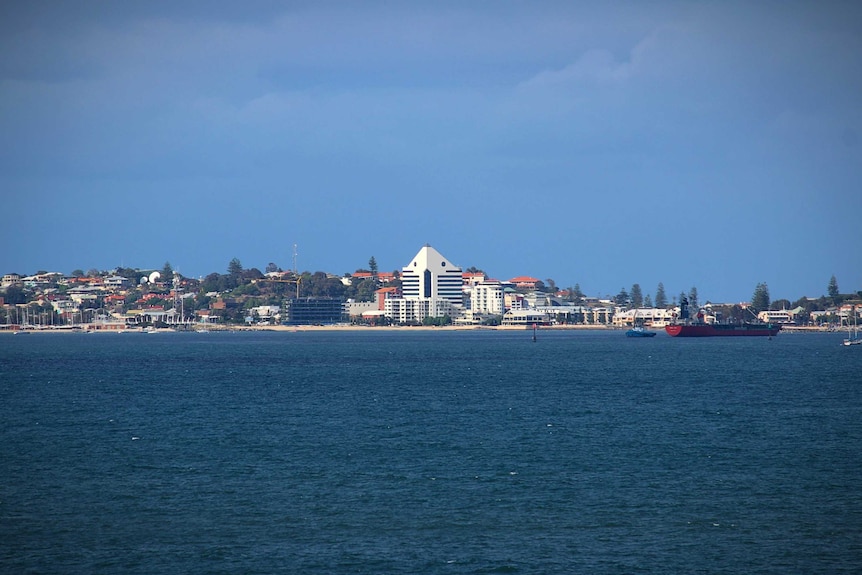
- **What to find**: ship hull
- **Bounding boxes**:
[665,323,781,337]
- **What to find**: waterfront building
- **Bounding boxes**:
[347,300,378,318]
[385,297,458,325]
[250,305,281,322]
[401,244,463,306]
[283,297,345,325]
[471,280,504,315]
[533,304,589,325]
[585,306,615,325]
[501,309,552,326]
[757,309,794,324]
[612,307,676,327]
[382,244,463,324]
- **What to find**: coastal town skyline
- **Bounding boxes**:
[2,2,860,302]
[2,248,856,307]
[2,240,857,333]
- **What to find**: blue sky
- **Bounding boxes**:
[2,1,860,303]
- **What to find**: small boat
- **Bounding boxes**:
[626,325,656,337]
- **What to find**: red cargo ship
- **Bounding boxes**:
[665,323,781,337]
[665,296,781,337]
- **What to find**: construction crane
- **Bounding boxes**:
[254,244,301,297]
[255,275,301,298]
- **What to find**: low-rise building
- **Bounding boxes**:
[347,300,378,319]
[104,275,130,288]
[251,305,281,321]
[508,276,541,290]
[757,309,795,324]
[502,309,551,326]
[2,274,21,288]
[613,308,676,327]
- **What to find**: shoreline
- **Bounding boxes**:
[0,324,837,334]
[0,324,614,334]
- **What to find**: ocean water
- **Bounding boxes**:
[1,329,861,574]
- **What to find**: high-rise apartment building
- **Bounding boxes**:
[401,244,463,307]
[471,280,504,315]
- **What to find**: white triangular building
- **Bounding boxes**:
[384,244,463,323]
[401,244,463,305]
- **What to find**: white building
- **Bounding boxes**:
[383,244,463,323]
[612,308,676,327]
[51,299,79,314]
[104,275,130,288]
[385,297,458,324]
[347,300,378,318]
[251,305,282,321]
[2,274,21,287]
[471,281,504,315]
[502,309,552,326]
[757,309,796,324]
[401,244,463,306]
[504,290,525,311]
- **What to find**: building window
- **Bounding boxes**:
[424,270,432,298]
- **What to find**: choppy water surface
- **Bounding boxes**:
[2,330,861,574]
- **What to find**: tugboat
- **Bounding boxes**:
[665,297,780,338]
[626,324,656,337]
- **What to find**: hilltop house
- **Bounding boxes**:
[508,276,541,290]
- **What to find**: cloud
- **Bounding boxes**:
[3,2,861,190]
[520,48,633,91]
